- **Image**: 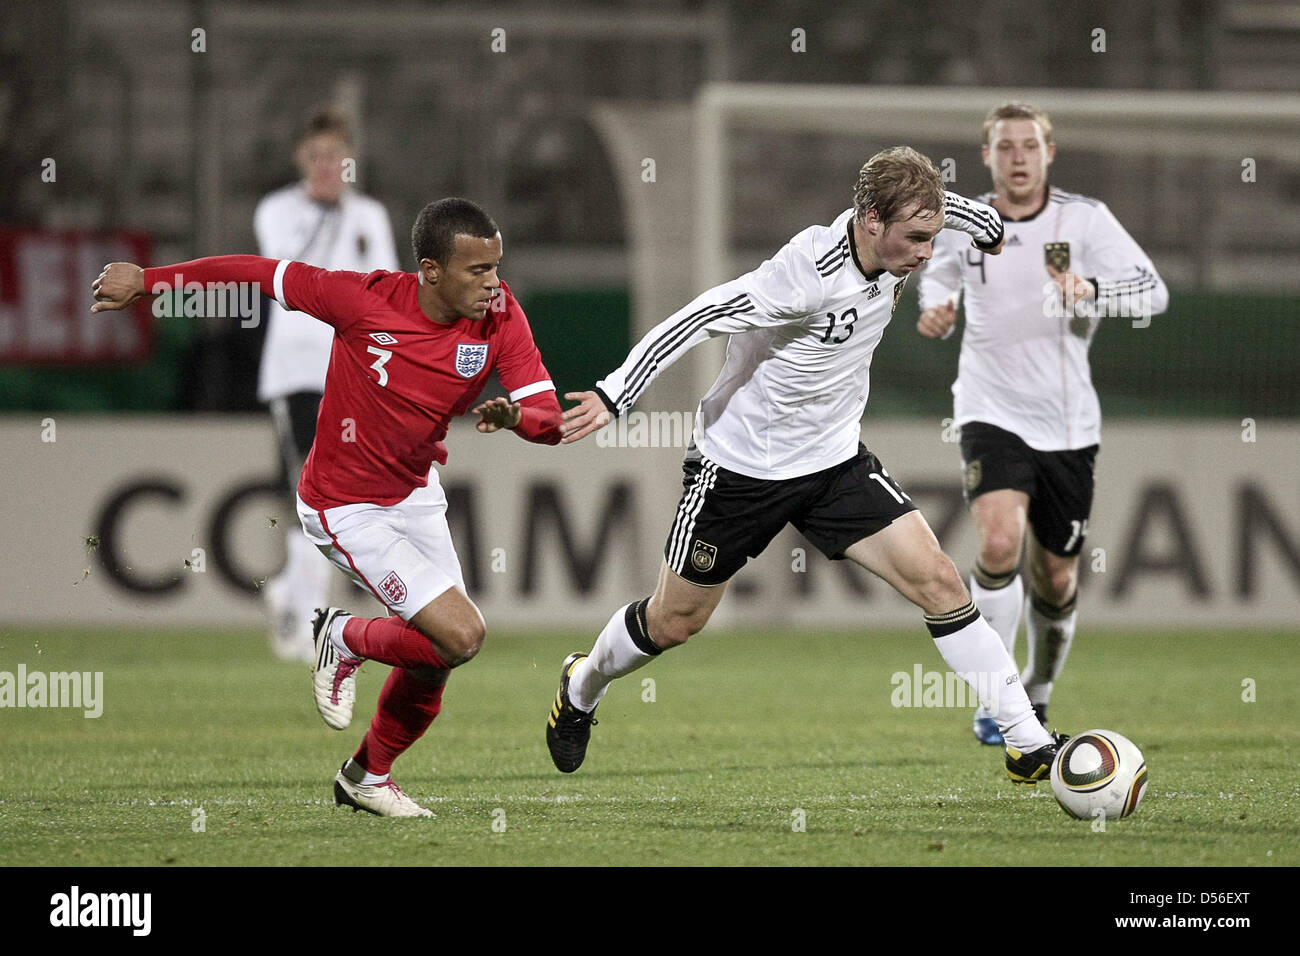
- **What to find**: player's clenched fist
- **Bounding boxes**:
[1047,265,1095,306]
[561,391,612,444]
[917,298,957,339]
[91,262,146,312]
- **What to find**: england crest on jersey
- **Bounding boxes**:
[455,343,489,378]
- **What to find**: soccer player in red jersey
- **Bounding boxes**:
[92,198,562,816]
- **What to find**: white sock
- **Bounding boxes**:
[569,600,660,712]
[927,603,1052,753]
[346,759,389,787]
[969,565,1023,658]
[1023,590,1077,707]
[328,614,361,661]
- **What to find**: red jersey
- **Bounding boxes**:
[142,256,562,509]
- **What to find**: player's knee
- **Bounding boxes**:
[648,609,707,649]
[455,618,487,662]
[978,529,1022,572]
[1041,563,1077,605]
[435,617,486,666]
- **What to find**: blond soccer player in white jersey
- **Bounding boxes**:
[916,103,1168,744]
[546,146,1072,793]
[257,108,400,662]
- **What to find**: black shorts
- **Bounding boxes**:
[664,444,918,586]
[269,391,322,492]
[959,421,1098,557]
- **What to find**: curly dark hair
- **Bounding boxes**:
[410,198,499,267]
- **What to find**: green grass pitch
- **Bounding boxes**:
[0,625,1294,867]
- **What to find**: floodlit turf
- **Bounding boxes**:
[0,625,1295,867]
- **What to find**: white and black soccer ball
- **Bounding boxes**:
[1050,729,1148,821]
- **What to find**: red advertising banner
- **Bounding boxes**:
[0,227,154,363]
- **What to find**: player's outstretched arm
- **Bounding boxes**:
[570,241,818,446]
[97,254,368,335]
[90,263,147,312]
[94,255,294,315]
[561,390,613,444]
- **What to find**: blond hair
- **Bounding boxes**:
[982,102,1054,145]
[852,146,945,226]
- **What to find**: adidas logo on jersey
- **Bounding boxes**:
[369,332,398,345]
[1005,235,1023,246]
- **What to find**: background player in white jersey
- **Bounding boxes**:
[550,146,1069,790]
[917,103,1169,745]
[257,108,400,663]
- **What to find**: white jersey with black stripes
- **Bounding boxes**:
[918,186,1169,451]
[596,194,1002,480]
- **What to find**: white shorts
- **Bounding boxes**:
[296,469,466,621]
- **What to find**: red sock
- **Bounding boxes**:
[342,615,449,669]
[353,667,448,776]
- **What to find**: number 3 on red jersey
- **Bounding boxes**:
[366,346,393,387]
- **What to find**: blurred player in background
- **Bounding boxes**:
[917,103,1168,745]
[92,198,563,817]
[257,108,400,663]
[551,147,1068,790]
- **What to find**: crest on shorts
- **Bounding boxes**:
[691,540,718,573]
[379,571,408,605]
[455,342,490,378]
[964,460,982,493]
[1044,241,1071,272]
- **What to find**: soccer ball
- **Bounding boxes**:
[1050,729,1148,821]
